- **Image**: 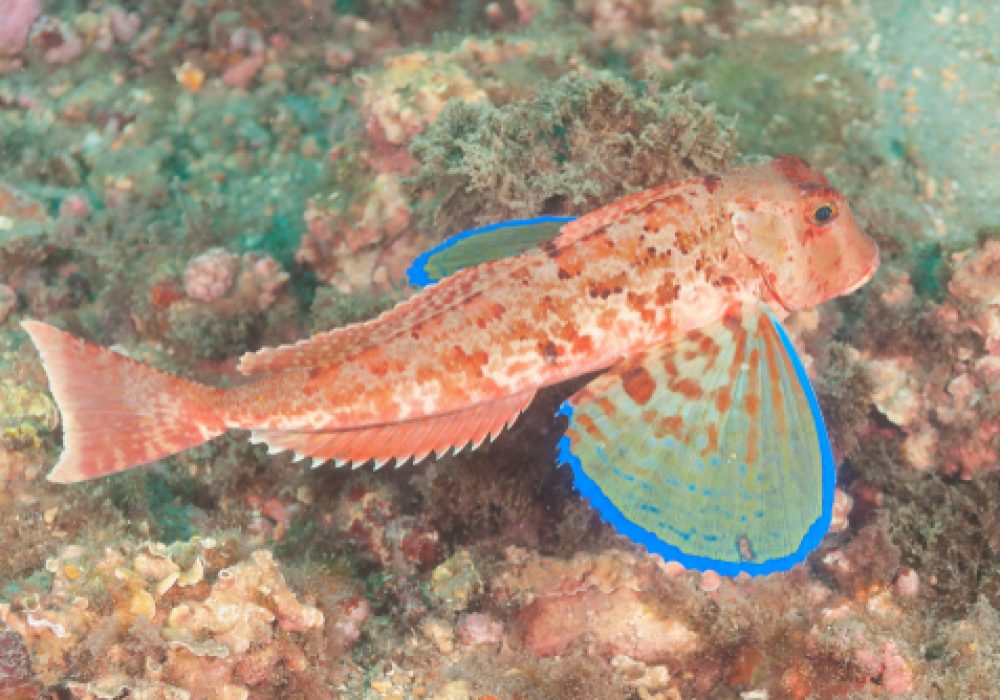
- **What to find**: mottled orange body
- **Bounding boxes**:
[24,156,878,482]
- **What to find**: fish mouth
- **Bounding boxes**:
[844,244,880,295]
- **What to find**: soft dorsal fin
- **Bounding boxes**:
[239,216,573,376]
[406,216,575,287]
[558,304,834,576]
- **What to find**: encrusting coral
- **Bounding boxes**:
[0,536,363,699]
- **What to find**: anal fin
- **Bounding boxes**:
[251,390,535,467]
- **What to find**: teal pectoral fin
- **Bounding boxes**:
[557,305,834,576]
[407,216,575,287]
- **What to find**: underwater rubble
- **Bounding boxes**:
[0,1,999,698]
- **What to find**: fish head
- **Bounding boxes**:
[726,155,879,312]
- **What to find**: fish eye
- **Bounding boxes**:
[812,203,837,224]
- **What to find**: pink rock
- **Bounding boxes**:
[858,641,913,695]
[829,488,853,533]
[222,53,265,89]
[31,17,84,64]
[58,194,90,219]
[514,0,536,24]
[108,6,141,44]
[520,587,700,663]
[456,613,503,646]
[0,0,41,58]
[235,253,289,311]
[332,597,369,647]
[183,247,239,303]
[698,570,722,593]
[894,567,919,598]
[881,641,914,694]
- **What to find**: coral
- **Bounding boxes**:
[0,382,58,462]
[819,524,901,600]
[329,475,441,577]
[410,72,735,235]
[0,182,47,229]
[233,253,289,312]
[0,0,40,71]
[221,53,266,90]
[295,174,413,292]
[183,248,240,304]
[455,612,503,646]
[1,0,998,696]
[357,49,487,152]
[494,548,701,662]
[166,548,323,653]
[0,629,34,693]
[28,17,85,65]
[520,585,700,662]
[945,238,1000,354]
[0,537,355,697]
[428,548,483,613]
[929,599,1000,697]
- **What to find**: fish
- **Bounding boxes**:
[22,155,878,576]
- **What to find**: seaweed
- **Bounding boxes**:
[816,342,875,461]
[881,470,1000,616]
[410,72,736,235]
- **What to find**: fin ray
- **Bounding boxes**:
[406,216,574,287]
[22,320,227,483]
[251,390,535,467]
[558,305,833,576]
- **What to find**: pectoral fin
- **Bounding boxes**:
[557,305,834,576]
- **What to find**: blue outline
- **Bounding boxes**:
[406,216,576,287]
[556,311,834,577]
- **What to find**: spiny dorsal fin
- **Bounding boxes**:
[406,216,574,287]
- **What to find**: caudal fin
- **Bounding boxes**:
[22,320,228,483]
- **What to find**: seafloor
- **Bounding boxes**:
[0,1,998,698]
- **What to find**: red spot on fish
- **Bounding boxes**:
[572,334,594,355]
[621,365,656,405]
[653,415,683,439]
[595,396,617,417]
[670,378,702,400]
[576,412,605,441]
[703,422,719,456]
[537,339,560,363]
[715,388,732,414]
[703,174,722,193]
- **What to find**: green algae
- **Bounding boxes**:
[410,72,736,234]
[0,384,58,450]
[695,40,873,157]
[883,471,1000,615]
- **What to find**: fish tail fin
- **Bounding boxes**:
[22,320,228,483]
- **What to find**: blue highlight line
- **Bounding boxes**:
[555,307,835,577]
[406,216,576,287]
